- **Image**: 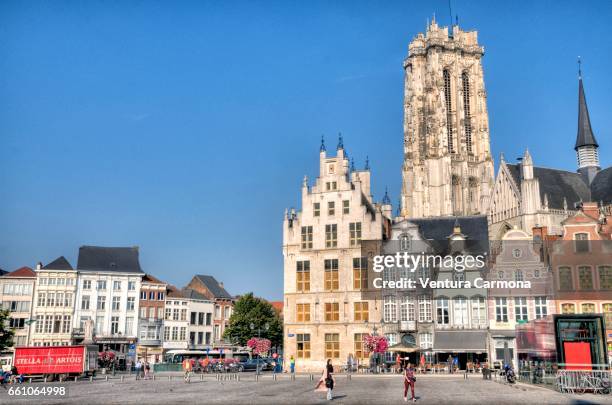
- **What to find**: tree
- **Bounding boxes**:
[224,293,282,348]
[0,309,15,352]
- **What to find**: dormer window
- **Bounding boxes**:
[574,233,589,253]
[400,234,411,251]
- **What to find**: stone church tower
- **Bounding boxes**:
[400,19,494,218]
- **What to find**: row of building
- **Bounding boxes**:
[0,246,236,364]
[282,19,611,371]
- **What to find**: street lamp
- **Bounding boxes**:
[250,322,269,375]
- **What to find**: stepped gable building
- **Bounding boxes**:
[30,257,77,346]
[185,274,234,346]
[282,135,392,372]
[0,267,36,349]
[400,19,494,219]
[489,68,612,238]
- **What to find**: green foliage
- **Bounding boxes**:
[223,293,282,348]
[0,309,15,351]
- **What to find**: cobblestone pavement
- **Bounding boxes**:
[1,374,610,404]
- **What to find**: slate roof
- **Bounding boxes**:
[77,246,143,273]
[181,288,210,301]
[142,273,166,285]
[42,256,73,270]
[506,164,592,210]
[3,267,36,278]
[591,167,612,204]
[194,275,232,299]
[575,77,598,149]
[407,215,490,255]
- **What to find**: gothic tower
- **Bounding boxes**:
[400,19,494,218]
[575,61,600,184]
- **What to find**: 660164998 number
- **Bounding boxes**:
[7,385,68,397]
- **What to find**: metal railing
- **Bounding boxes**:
[556,369,610,395]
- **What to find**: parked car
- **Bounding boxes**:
[240,358,267,372]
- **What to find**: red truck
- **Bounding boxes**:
[13,345,99,381]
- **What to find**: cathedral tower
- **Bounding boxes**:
[575,61,600,184]
[400,19,494,218]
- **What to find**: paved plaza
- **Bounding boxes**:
[1,374,610,404]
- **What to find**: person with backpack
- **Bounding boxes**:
[324,359,335,400]
[404,363,417,402]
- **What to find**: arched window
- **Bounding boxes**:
[462,71,472,154]
[452,175,462,215]
[383,295,397,322]
[443,69,454,153]
[400,296,415,321]
[399,234,411,251]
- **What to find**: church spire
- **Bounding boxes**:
[575,59,599,151]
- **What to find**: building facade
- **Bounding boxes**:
[185,275,234,347]
[487,228,554,368]
[400,19,494,219]
[72,246,143,356]
[282,138,391,372]
[163,287,189,351]
[137,274,167,363]
[30,257,77,346]
[183,289,214,350]
[0,267,36,349]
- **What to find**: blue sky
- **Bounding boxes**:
[1,1,611,300]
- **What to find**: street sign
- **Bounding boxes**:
[129,344,136,350]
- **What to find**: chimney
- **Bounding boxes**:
[582,202,599,219]
[219,282,224,289]
[36,262,42,270]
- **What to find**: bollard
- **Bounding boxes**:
[309,374,314,381]
[75,376,78,382]
[121,376,124,382]
[238,374,240,381]
[44,376,47,383]
[169,375,172,380]
[29,378,32,384]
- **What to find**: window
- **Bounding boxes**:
[65,293,72,307]
[436,297,450,325]
[163,327,171,341]
[158,292,164,300]
[97,280,107,290]
[57,293,64,307]
[462,71,472,153]
[197,332,203,345]
[354,333,366,359]
[400,234,411,251]
[95,315,104,335]
[140,291,147,300]
[581,303,596,314]
[180,309,187,321]
[37,293,45,307]
[296,334,310,359]
[443,69,454,153]
[498,271,504,279]
[515,297,528,322]
[384,295,397,322]
[453,271,465,283]
[561,303,575,314]
[172,327,179,341]
[206,313,212,325]
[534,269,540,278]
[125,317,134,334]
[599,266,612,290]
[111,317,119,334]
[324,259,339,291]
[559,267,573,290]
[39,278,48,286]
[180,327,186,341]
[8,318,25,329]
[328,201,335,216]
[301,226,313,249]
[471,296,486,326]
[128,281,136,291]
[325,224,337,248]
[165,308,172,320]
[495,297,508,322]
[83,280,91,290]
[35,316,43,333]
[535,297,548,319]
[325,333,340,358]
[349,222,362,246]
[149,291,155,300]
[48,278,56,286]
[419,332,433,349]
[418,295,432,322]
[400,296,416,321]
[198,313,204,325]
[47,293,55,307]
[324,302,339,322]
[574,233,589,252]
[97,296,106,310]
[515,270,524,282]
[453,296,469,326]
[342,200,350,214]
[140,307,147,318]
[127,297,135,311]
[53,315,62,333]
[579,266,593,290]
[296,261,311,292]
[325,182,337,191]
[113,281,121,291]
[354,302,369,322]
[81,295,90,310]
[603,303,612,327]
[112,296,121,311]
[353,257,368,290]
[313,203,320,217]
[296,303,311,322]
[62,315,71,334]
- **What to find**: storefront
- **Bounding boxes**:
[489,330,517,368]
[433,330,488,370]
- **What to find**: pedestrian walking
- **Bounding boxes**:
[182,358,192,383]
[447,355,453,374]
[325,359,335,400]
[404,363,416,402]
[144,362,150,380]
[290,355,295,374]
[135,359,142,380]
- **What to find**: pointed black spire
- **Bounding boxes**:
[337,132,344,150]
[382,187,391,205]
[364,156,370,171]
[575,58,598,150]
[320,135,326,152]
[350,158,355,172]
[396,199,401,217]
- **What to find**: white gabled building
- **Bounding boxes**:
[72,246,143,356]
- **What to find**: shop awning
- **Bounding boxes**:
[387,342,422,353]
[433,330,487,352]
